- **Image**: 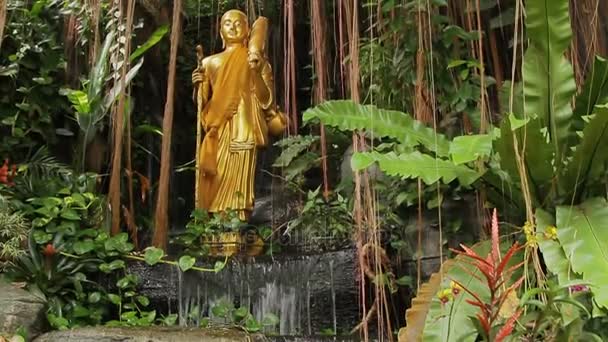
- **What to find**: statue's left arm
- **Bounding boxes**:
[251,60,273,110]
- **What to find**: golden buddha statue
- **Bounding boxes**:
[192,9,286,221]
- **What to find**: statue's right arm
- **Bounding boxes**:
[193,58,211,119]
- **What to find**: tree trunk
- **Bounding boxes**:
[152,0,182,250]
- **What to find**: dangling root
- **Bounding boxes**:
[350,300,378,334]
[351,242,395,334]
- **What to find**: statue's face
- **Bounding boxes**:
[221,11,248,44]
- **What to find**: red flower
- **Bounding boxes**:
[495,308,523,342]
[449,209,525,340]
[569,284,589,293]
[0,159,17,186]
[42,244,57,257]
[0,160,8,184]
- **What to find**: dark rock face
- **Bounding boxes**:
[249,191,301,228]
[33,327,267,342]
[0,281,47,337]
[127,248,359,336]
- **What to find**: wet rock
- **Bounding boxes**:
[249,192,301,228]
[0,280,47,337]
[33,327,267,342]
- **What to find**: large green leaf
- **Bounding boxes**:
[494,115,553,206]
[562,105,608,199]
[351,151,481,186]
[399,259,455,341]
[522,0,576,166]
[536,208,573,285]
[556,198,608,309]
[498,81,524,116]
[420,242,492,342]
[494,116,520,184]
[448,134,492,165]
[303,100,450,156]
[421,241,524,341]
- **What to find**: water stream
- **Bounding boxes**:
[131,249,359,337]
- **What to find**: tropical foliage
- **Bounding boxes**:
[2,0,608,340]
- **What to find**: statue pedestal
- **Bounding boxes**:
[203,231,265,257]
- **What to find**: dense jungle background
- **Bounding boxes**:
[2,0,608,341]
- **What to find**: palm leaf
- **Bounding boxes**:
[522,0,576,166]
[303,100,450,156]
[556,197,608,309]
[351,151,482,186]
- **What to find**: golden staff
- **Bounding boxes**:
[194,44,204,207]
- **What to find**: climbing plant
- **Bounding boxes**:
[0,1,70,160]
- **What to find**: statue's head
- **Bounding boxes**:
[220,10,249,45]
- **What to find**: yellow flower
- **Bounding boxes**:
[450,281,462,296]
[544,225,558,240]
[523,221,535,235]
[438,288,453,304]
[526,232,538,247]
[522,221,538,247]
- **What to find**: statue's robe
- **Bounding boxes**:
[196,47,273,220]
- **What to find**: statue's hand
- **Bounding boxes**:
[192,68,204,86]
[248,52,263,72]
